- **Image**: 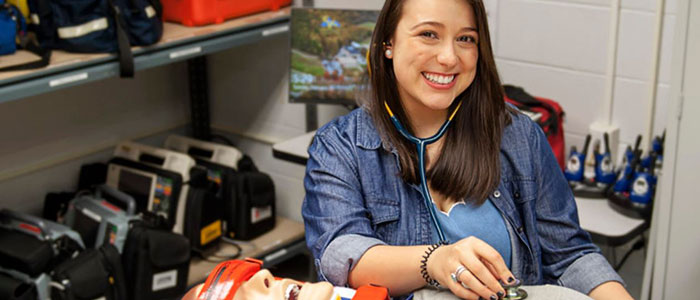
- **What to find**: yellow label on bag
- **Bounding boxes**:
[200,220,222,246]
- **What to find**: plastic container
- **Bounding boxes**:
[162,0,291,27]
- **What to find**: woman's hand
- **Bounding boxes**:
[427,236,515,300]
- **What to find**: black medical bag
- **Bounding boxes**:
[0,210,85,300]
[0,209,84,277]
[0,271,36,300]
[121,220,190,300]
[50,244,127,300]
[222,155,276,240]
[182,171,223,253]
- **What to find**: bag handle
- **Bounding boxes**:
[95,184,137,215]
[107,0,134,78]
[0,208,49,239]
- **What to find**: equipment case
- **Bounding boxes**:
[64,185,140,253]
[161,0,291,26]
[0,209,85,300]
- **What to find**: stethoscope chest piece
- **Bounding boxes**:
[502,279,528,300]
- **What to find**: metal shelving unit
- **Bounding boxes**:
[0,8,291,104]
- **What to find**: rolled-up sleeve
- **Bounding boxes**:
[530,122,624,294]
[302,129,386,286]
[558,252,623,294]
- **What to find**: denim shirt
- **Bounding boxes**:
[302,107,623,296]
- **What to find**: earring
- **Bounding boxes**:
[385,49,392,58]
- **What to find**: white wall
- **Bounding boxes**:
[493,0,676,156]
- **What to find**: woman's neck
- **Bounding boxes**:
[401,100,449,139]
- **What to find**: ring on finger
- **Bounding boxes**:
[454,265,468,280]
[451,265,467,284]
[460,282,469,290]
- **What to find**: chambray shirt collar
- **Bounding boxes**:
[355,107,393,152]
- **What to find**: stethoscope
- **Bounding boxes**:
[384,101,462,243]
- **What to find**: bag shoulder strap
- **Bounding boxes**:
[107,0,134,78]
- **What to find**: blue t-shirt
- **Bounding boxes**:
[432,199,512,269]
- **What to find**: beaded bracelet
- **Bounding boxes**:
[420,240,448,287]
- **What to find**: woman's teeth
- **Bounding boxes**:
[285,284,300,300]
[422,72,455,85]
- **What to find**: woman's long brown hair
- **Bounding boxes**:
[367,0,511,204]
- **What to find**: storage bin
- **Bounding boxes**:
[162,0,291,26]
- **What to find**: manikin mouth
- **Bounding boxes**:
[422,72,456,85]
[285,284,301,300]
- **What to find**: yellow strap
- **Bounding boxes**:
[448,101,463,120]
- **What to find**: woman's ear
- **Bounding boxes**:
[383,41,394,59]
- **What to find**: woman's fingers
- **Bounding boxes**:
[462,254,504,299]
[471,237,515,284]
[446,278,480,300]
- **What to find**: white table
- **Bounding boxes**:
[272,131,316,165]
[413,285,591,300]
[575,197,648,247]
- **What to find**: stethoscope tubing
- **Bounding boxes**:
[385,102,462,243]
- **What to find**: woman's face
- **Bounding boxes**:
[389,0,479,114]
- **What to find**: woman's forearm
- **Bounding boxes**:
[348,245,430,296]
[588,281,633,300]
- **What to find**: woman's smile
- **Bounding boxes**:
[421,71,458,89]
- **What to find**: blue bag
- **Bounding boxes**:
[22,0,163,77]
[0,0,25,55]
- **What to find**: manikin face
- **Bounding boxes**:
[182,270,334,300]
[389,0,479,117]
[234,269,333,300]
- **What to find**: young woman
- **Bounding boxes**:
[302,0,633,299]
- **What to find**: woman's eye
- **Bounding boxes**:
[458,35,477,43]
[420,31,437,39]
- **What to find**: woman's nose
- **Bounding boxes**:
[436,42,458,67]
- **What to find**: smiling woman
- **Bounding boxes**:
[301,0,633,300]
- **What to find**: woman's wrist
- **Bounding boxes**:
[421,241,449,287]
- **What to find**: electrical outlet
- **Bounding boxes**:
[587,121,620,174]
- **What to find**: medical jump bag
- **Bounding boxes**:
[226,155,276,240]
[121,219,190,300]
[161,0,291,27]
[0,209,85,299]
[25,0,163,76]
[504,84,566,170]
[64,185,139,253]
[50,244,127,300]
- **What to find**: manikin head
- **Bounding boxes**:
[183,258,334,300]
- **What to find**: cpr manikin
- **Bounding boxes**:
[183,258,389,300]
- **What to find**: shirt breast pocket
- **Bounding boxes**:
[509,178,538,204]
[365,197,401,244]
